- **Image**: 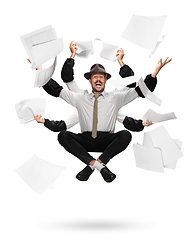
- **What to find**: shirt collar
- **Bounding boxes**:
[89,91,108,99]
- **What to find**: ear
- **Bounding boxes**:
[89,79,91,84]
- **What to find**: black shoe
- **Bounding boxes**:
[100,167,116,183]
[76,165,95,181]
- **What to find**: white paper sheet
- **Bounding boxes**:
[100,41,119,61]
[149,35,166,58]
[76,40,94,57]
[133,144,164,173]
[109,76,141,89]
[164,139,182,169]
[16,155,65,195]
[20,25,64,69]
[138,78,162,106]
[121,15,167,55]
[15,98,46,124]
[142,109,177,123]
[30,38,63,69]
[133,126,183,173]
[34,57,57,87]
[149,126,183,166]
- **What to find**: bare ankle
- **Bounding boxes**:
[89,160,96,166]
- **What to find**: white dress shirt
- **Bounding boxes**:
[64,81,132,130]
[59,83,138,133]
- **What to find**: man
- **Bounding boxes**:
[39,44,171,183]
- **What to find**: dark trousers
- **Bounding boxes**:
[58,130,132,165]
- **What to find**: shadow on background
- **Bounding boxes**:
[40,219,155,231]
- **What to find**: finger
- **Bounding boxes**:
[166,58,172,63]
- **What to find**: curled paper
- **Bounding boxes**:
[15,98,46,124]
[138,78,162,106]
[100,41,119,61]
[142,109,177,123]
[109,76,141,89]
[76,40,94,57]
[34,57,57,87]
[121,15,167,56]
[20,25,64,69]
[133,126,183,173]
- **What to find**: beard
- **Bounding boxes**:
[92,86,105,93]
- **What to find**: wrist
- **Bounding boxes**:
[151,69,159,78]
[70,52,76,59]
[118,58,125,67]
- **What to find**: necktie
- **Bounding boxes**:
[92,94,100,138]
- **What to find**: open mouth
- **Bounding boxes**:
[96,83,102,87]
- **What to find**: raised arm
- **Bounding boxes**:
[61,41,84,93]
[135,57,172,98]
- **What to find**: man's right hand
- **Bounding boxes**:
[70,41,78,59]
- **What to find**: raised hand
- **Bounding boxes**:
[152,57,172,78]
[70,41,78,59]
[116,48,125,67]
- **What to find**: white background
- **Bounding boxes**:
[1,0,192,239]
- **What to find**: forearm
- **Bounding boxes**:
[117,58,125,68]
[119,64,136,88]
[135,74,157,98]
[123,116,144,132]
[43,78,63,97]
[61,58,75,83]
[151,69,159,78]
[44,119,67,132]
[119,64,134,78]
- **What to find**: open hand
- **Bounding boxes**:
[34,114,45,124]
[156,57,172,71]
[142,119,153,127]
[151,57,172,78]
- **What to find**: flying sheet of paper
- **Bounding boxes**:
[133,144,164,173]
[76,40,94,57]
[149,126,183,166]
[16,155,65,195]
[20,25,64,69]
[109,76,141,89]
[100,41,119,61]
[30,38,63,69]
[142,109,177,123]
[34,57,57,87]
[121,15,166,56]
[15,98,46,124]
[133,126,183,173]
[149,35,166,58]
[138,78,162,106]
[164,139,182,169]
